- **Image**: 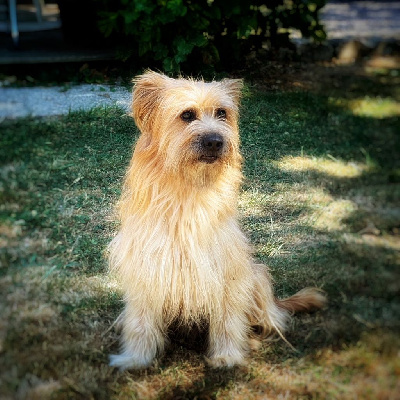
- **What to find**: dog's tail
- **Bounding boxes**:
[276,287,326,314]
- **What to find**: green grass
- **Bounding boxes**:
[1,69,399,399]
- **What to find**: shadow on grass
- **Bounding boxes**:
[234,89,399,368]
[241,177,398,366]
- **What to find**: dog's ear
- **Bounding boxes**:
[221,79,243,106]
[132,71,168,133]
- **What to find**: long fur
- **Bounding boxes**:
[108,71,326,370]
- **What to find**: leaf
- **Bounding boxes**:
[193,33,208,48]
[139,41,152,57]
[123,11,137,25]
[153,43,169,60]
[162,57,174,72]
[175,37,194,56]
[174,52,187,64]
[166,0,187,16]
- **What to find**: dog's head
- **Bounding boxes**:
[131,71,243,172]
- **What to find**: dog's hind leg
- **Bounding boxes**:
[109,301,165,370]
[206,281,251,368]
[207,310,249,368]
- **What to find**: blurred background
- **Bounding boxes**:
[0,0,399,77]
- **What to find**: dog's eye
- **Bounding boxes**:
[215,108,227,120]
[181,110,196,123]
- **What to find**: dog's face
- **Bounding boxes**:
[131,71,243,172]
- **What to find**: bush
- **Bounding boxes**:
[96,0,327,72]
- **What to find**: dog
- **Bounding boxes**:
[108,71,325,370]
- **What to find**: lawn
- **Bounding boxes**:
[1,65,399,399]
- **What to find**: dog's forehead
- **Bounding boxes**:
[167,79,235,110]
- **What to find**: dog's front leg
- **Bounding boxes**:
[207,305,249,368]
[109,301,165,370]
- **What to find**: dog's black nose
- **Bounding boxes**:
[202,133,224,152]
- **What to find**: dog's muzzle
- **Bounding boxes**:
[199,133,225,164]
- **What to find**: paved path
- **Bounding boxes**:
[0,84,131,119]
[321,0,400,43]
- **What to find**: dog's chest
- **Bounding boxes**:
[145,215,251,320]
[134,206,249,276]
[113,189,252,318]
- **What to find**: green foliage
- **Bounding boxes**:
[96,0,327,72]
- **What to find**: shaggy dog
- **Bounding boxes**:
[108,71,325,370]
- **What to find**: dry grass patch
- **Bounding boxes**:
[276,155,370,178]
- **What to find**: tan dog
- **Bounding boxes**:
[108,71,325,370]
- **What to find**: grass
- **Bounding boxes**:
[0,67,399,399]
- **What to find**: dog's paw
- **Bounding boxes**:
[109,353,154,371]
[206,355,247,368]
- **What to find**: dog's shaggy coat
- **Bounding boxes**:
[108,71,325,370]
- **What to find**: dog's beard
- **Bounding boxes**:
[161,125,236,171]
[162,141,232,187]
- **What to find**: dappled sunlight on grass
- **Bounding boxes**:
[57,273,120,304]
[276,156,371,178]
[330,96,400,118]
[239,184,343,265]
[0,265,119,331]
[343,232,400,253]
[238,189,271,217]
[311,199,358,232]
[349,97,400,118]
[239,184,333,216]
